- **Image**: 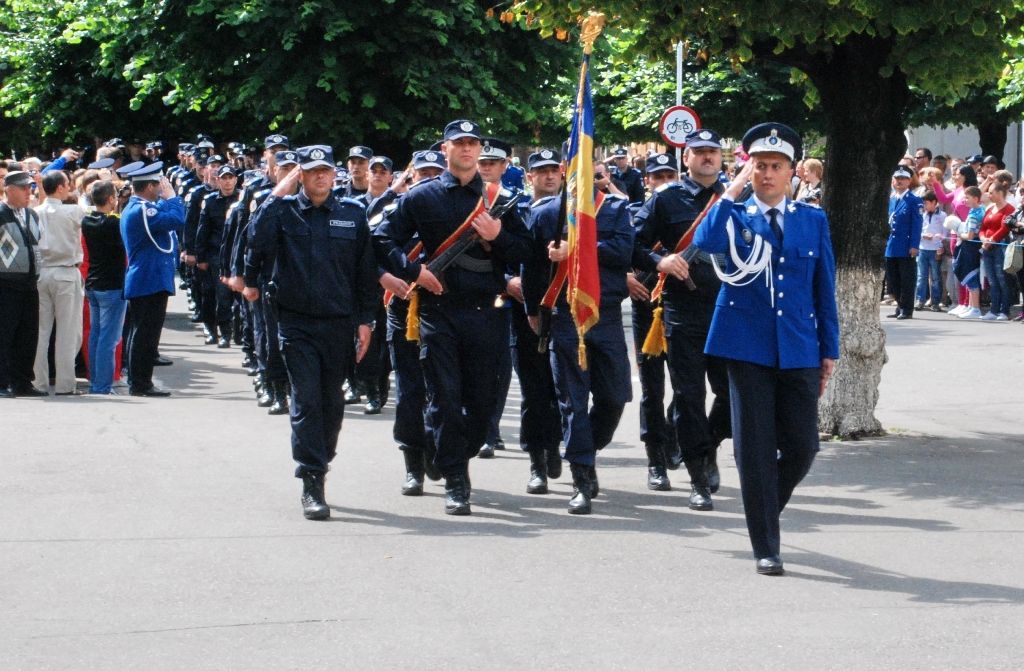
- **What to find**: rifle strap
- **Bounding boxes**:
[540,191,606,310]
[649,192,721,303]
[404,181,501,342]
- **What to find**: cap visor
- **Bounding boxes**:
[301,160,334,170]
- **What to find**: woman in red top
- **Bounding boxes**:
[979,182,1014,320]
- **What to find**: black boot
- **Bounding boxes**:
[568,462,593,514]
[301,472,330,520]
[588,465,600,498]
[443,472,471,515]
[645,443,671,491]
[422,443,441,481]
[402,449,425,496]
[257,381,274,407]
[268,382,289,415]
[363,395,382,415]
[217,321,232,348]
[684,460,713,511]
[526,449,548,495]
[343,382,361,404]
[546,446,562,480]
[705,444,721,494]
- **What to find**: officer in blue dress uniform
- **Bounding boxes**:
[692,122,840,575]
[885,166,923,320]
[513,149,565,494]
[373,120,532,516]
[634,134,732,509]
[120,162,186,397]
[522,170,635,515]
[244,145,378,520]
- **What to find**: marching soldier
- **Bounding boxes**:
[244,145,378,520]
[609,147,646,204]
[338,145,372,198]
[373,120,532,516]
[692,123,839,575]
[195,165,241,347]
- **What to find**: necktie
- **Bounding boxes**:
[767,208,783,246]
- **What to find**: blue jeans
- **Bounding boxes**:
[915,249,942,304]
[87,288,127,393]
[981,245,1009,315]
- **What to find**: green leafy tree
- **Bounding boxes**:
[518,1,1024,437]
[908,85,1024,162]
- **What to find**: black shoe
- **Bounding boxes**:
[129,387,171,397]
[546,447,562,480]
[55,390,85,396]
[444,473,471,515]
[756,556,784,575]
[0,388,14,398]
[301,472,330,520]
[152,356,173,367]
[217,337,231,348]
[588,465,599,498]
[13,386,48,397]
[268,382,289,415]
[706,446,721,494]
[684,459,713,510]
[885,311,901,318]
[422,447,442,482]
[257,385,274,407]
[204,335,217,345]
[363,398,382,415]
[526,449,548,495]
[402,450,425,496]
[478,443,495,459]
[343,385,361,404]
[241,355,256,369]
[493,437,506,450]
[190,314,203,323]
[568,463,593,515]
[647,465,671,491]
[896,313,912,320]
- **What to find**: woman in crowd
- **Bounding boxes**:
[795,158,823,204]
[979,181,1014,320]
[930,165,978,312]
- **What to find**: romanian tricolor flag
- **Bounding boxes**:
[564,13,605,369]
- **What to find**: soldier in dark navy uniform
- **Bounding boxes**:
[244,145,378,520]
[609,147,646,204]
[195,164,242,347]
[183,152,224,340]
[522,170,635,515]
[512,149,564,494]
[373,120,532,516]
[634,134,732,510]
[337,145,372,199]
[692,123,840,575]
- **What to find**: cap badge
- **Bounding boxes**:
[460,121,473,132]
[768,129,780,146]
[483,143,492,152]
[656,155,669,165]
[699,131,712,140]
[541,150,552,159]
[425,152,437,161]
[311,149,326,160]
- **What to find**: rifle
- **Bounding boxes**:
[536,179,568,353]
[422,188,521,284]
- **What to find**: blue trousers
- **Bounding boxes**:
[86,288,127,394]
[387,301,431,452]
[728,360,819,559]
[549,307,631,466]
[279,311,354,477]
[487,308,513,445]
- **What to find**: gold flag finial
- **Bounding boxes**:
[580,12,606,54]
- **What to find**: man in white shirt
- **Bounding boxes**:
[33,171,86,395]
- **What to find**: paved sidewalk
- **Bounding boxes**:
[1,297,1022,670]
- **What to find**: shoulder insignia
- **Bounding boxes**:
[410,176,439,189]
[145,207,158,217]
[383,202,399,214]
[337,196,364,207]
[200,198,206,211]
[250,199,259,213]
[368,212,386,228]
[654,182,680,193]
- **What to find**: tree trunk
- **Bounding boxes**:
[975,115,1008,164]
[808,36,909,438]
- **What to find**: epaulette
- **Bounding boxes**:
[203,191,218,201]
[250,188,273,212]
[336,196,364,208]
[368,201,399,229]
[654,182,682,194]
[410,176,439,189]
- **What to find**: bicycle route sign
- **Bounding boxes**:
[659,105,702,148]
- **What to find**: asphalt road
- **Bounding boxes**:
[2,296,1022,669]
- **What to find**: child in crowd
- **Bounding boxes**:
[916,191,946,311]
[950,186,985,319]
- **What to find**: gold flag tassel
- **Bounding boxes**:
[405,289,421,343]
[641,303,668,356]
[578,331,589,371]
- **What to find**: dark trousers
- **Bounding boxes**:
[418,300,504,475]
[279,311,354,476]
[387,302,431,452]
[126,292,169,392]
[252,287,287,383]
[487,308,513,445]
[727,360,819,559]
[237,293,253,355]
[665,323,730,464]
[353,300,390,401]
[549,308,631,466]
[198,262,233,336]
[0,287,39,391]
[885,256,917,316]
[511,307,561,454]
[630,297,673,453]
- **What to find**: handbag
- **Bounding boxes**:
[1004,240,1024,274]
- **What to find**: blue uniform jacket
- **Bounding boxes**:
[121,195,185,300]
[885,191,924,258]
[244,190,378,323]
[521,192,634,316]
[693,196,840,369]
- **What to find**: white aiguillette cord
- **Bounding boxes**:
[141,201,177,255]
[708,212,776,307]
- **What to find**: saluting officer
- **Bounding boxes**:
[373,120,532,516]
[244,145,378,520]
[521,164,635,515]
[885,165,923,320]
[692,123,839,575]
[633,134,732,510]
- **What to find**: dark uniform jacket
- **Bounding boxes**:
[195,190,240,264]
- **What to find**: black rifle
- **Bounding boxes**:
[425,189,522,280]
[536,180,568,353]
